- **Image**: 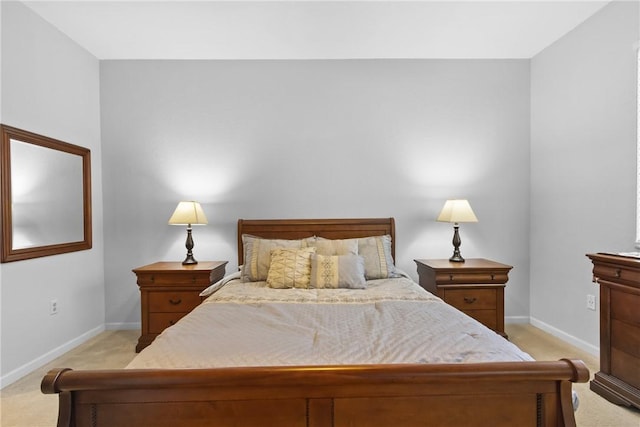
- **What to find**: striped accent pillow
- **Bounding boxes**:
[357,235,398,280]
[310,254,366,289]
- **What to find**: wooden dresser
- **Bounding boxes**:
[133,261,227,352]
[587,253,640,409]
[414,258,512,338]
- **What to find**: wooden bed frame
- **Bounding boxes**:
[42,218,589,427]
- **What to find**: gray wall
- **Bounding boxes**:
[530,0,639,352]
[100,59,532,327]
[1,0,637,388]
[0,1,104,385]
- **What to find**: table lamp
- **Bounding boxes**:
[437,199,478,262]
[168,201,208,265]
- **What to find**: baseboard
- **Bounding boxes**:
[530,316,599,356]
[105,322,140,330]
[505,315,530,324]
[0,324,105,389]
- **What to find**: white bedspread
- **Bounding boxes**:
[128,277,533,369]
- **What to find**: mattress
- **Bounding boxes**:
[128,275,533,369]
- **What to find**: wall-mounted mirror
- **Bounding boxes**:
[1,125,91,262]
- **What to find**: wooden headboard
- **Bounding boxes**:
[237,218,395,265]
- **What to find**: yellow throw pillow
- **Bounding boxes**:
[266,247,316,289]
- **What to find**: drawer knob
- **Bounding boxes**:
[169,298,182,305]
[192,276,197,283]
[491,274,495,281]
[463,297,477,304]
[615,269,622,278]
[449,274,454,281]
[150,275,155,283]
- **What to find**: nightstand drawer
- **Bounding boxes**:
[148,291,201,312]
[593,264,640,284]
[435,272,509,284]
[136,273,210,286]
[463,310,498,330]
[611,288,640,325]
[444,288,496,310]
[149,312,188,333]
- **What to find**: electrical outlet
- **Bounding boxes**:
[586,294,596,311]
[50,299,58,315]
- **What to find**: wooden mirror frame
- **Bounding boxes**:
[1,125,92,262]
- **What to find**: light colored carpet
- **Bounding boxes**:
[1,330,139,427]
[1,325,639,426]
[507,324,639,427]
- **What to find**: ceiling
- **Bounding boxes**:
[22,1,610,60]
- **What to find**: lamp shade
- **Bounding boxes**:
[168,201,208,225]
[436,199,478,223]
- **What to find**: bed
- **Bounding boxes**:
[42,218,588,427]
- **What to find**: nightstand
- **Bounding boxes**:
[133,261,227,352]
[414,258,512,338]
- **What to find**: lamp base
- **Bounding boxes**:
[182,255,198,265]
[182,226,198,265]
[449,224,465,263]
[449,253,465,263]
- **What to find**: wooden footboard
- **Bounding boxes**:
[42,359,588,427]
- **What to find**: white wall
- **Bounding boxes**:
[0,1,104,386]
[100,59,532,328]
[5,0,632,387]
[530,0,639,353]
